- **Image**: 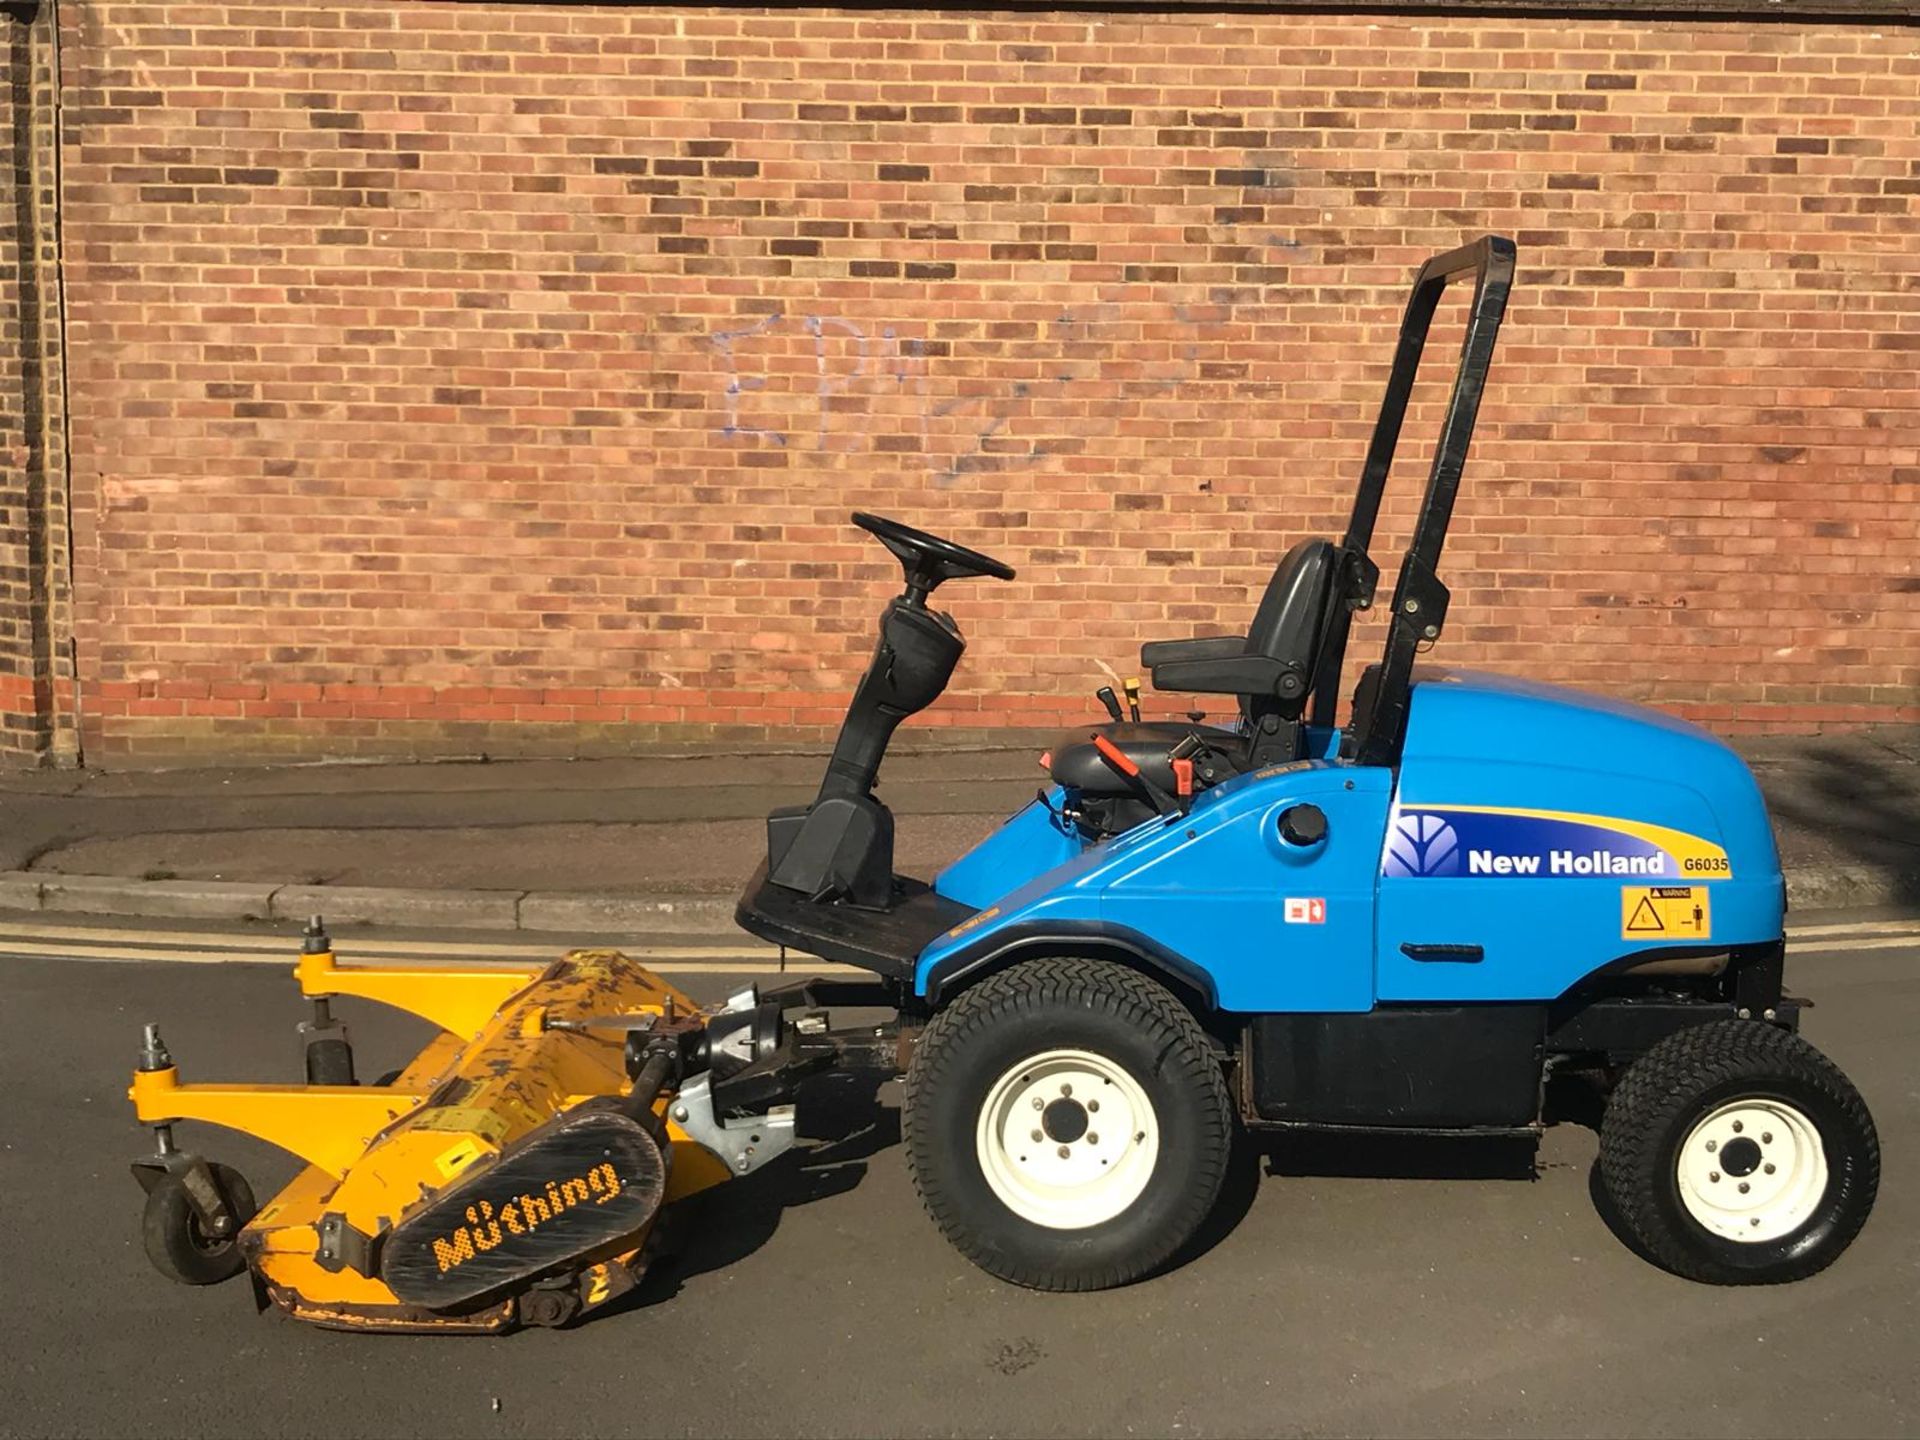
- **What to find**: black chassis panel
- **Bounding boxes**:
[1245,1005,1548,1130]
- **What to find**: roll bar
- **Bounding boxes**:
[1308,235,1517,768]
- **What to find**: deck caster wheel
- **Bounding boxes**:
[519,1285,581,1330]
[904,958,1232,1291]
[1598,1019,1878,1285]
[304,1038,356,1087]
[141,1163,258,1286]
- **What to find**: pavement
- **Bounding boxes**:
[0,727,1916,932]
[2,908,1917,1439]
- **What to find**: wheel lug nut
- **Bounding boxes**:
[1087,1100,1099,1113]
[1761,1132,1772,1144]
[1738,1182,1750,1194]
[1731,1120,1743,1133]
[1057,1145,1070,1159]
[1032,1097,1043,1111]
[1032,1129,1044,1143]
[1087,1132,1099,1145]
[1705,1140,1717,1153]
[1060,1083,1073,1098]
[1709,1171,1721,1182]
[1764,1162,1776,1174]
[1750,1217,1761,1227]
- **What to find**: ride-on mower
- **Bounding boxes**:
[129,237,1877,1332]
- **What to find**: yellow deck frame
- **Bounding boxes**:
[130,1069,420,1178]
[292,946,550,1039]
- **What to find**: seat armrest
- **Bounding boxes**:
[1150,653,1306,701]
[1139,635,1245,669]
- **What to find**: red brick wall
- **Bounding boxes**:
[49,4,1920,760]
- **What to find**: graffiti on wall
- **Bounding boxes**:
[707,234,1307,485]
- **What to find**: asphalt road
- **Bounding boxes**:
[2,913,1917,1440]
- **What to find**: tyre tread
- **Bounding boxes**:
[905,958,1232,1292]
[1598,1019,1877,1285]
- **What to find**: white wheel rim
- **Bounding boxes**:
[1676,1098,1828,1243]
[975,1048,1160,1230]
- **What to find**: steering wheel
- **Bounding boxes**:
[852,512,1017,600]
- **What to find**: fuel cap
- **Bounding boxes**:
[1278,804,1328,847]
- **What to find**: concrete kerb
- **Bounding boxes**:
[0,871,742,935]
[0,864,1909,939]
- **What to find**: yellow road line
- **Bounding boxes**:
[0,914,1911,975]
[1786,935,1920,954]
[1784,917,1920,939]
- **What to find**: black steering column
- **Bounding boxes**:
[766,513,1016,908]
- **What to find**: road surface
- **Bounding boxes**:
[2,911,1916,1439]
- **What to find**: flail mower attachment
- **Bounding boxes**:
[127,917,877,1333]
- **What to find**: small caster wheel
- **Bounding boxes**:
[519,1285,580,1329]
[304,1037,356,1086]
[141,1163,258,1285]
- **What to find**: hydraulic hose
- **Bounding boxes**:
[620,1046,678,1125]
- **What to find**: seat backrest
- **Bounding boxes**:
[1242,538,1337,725]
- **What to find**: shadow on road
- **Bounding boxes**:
[584,1067,897,1325]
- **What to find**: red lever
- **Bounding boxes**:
[1171,757,1194,798]
[1091,733,1140,778]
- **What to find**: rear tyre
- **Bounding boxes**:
[1598,1020,1877,1285]
[904,958,1233,1291]
[141,1163,258,1286]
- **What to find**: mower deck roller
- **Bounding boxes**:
[127,918,879,1332]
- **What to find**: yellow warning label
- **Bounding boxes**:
[433,1139,487,1181]
[1621,885,1711,941]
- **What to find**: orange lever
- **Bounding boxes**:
[1171,757,1194,798]
[1091,733,1140,778]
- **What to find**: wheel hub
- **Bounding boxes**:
[1676,1098,1827,1244]
[1041,1097,1089,1144]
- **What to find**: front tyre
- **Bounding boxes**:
[904,958,1233,1291]
[1598,1019,1878,1285]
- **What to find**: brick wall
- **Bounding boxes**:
[43,3,1920,761]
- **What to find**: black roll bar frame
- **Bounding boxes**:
[1307,234,1518,768]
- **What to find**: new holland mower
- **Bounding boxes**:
[128,237,1877,1333]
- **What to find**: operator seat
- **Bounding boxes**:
[1048,538,1339,799]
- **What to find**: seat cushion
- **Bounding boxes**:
[1048,722,1245,797]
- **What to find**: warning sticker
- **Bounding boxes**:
[1284,897,1326,925]
[1621,885,1711,941]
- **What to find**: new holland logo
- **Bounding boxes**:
[1384,813,1462,877]
[1380,805,1732,882]
[429,1162,625,1275]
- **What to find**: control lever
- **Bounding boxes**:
[1094,686,1124,722]
[1167,730,1233,791]
[1091,734,1179,819]
[1123,678,1142,722]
